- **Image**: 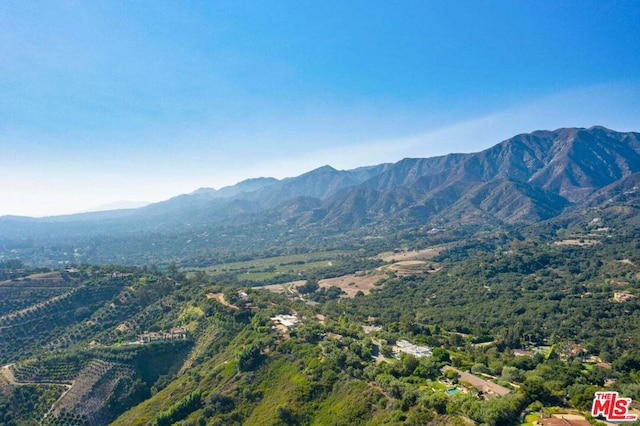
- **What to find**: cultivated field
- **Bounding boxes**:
[188,251,352,282]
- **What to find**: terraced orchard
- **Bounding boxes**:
[11,356,85,383]
[44,359,136,426]
[0,279,125,364]
[0,271,75,316]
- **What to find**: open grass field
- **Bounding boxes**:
[189,251,353,282]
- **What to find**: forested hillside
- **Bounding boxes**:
[1,204,640,424]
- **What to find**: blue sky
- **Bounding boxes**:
[1,1,639,216]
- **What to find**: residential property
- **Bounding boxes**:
[441,366,511,398]
[169,327,188,338]
[394,339,432,358]
[137,327,187,343]
[540,414,590,426]
[565,343,587,358]
[271,314,300,331]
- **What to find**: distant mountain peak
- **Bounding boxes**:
[305,165,339,174]
[588,125,614,131]
[191,187,217,194]
[236,177,279,185]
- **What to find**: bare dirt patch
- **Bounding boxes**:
[554,239,600,246]
[613,291,637,303]
[1,365,18,386]
[206,293,239,310]
[378,247,444,262]
[317,271,385,297]
[260,281,305,295]
[115,323,129,333]
[260,273,385,298]
[393,260,427,266]
[382,260,441,276]
[25,272,63,280]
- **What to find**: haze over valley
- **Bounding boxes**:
[1,126,639,268]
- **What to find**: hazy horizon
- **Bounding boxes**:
[7,122,639,219]
[2,1,639,217]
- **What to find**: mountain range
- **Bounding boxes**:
[2,126,640,266]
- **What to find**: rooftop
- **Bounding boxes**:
[394,339,432,358]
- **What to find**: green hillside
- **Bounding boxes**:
[1,209,640,425]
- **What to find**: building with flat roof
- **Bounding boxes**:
[271,314,300,330]
[394,339,432,358]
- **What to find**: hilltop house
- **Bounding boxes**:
[394,339,432,358]
[271,314,300,331]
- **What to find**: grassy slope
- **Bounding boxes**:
[312,380,385,425]
[111,320,394,426]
